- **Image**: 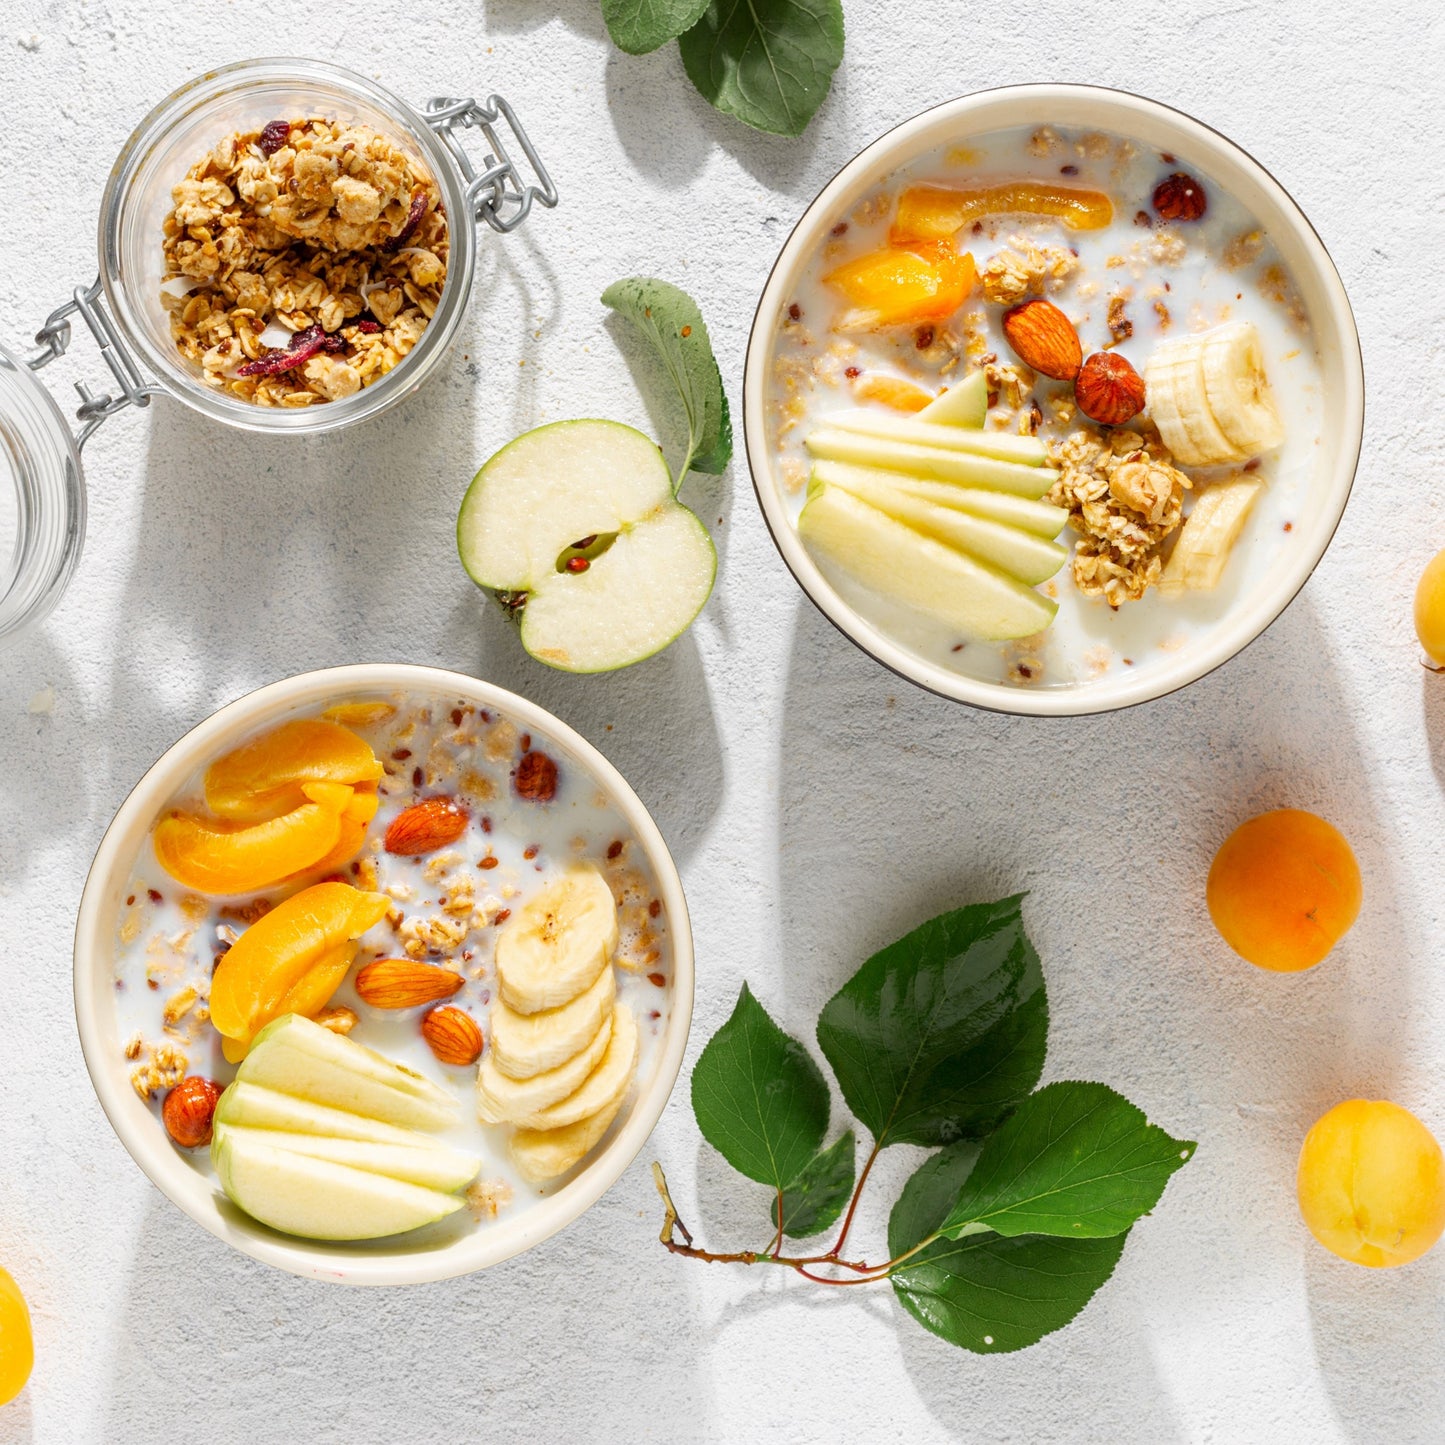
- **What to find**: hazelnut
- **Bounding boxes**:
[1152,172,1207,223]
[162,1076,223,1149]
[514,750,558,802]
[1074,352,1147,427]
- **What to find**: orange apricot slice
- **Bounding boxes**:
[154,801,348,895]
[322,700,397,727]
[204,719,383,822]
[210,883,388,1048]
[890,182,1114,244]
[851,375,935,412]
[825,243,975,329]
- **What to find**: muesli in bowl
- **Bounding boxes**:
[745,87,1362,715]
[74,666,692,1283]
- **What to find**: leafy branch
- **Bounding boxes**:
[653,898,1197,1353]
[599,0,845,137]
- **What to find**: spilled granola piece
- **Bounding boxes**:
[1049,429,1192,606]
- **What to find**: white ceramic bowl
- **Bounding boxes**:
[743,85,1364,716]
[73,664,694,1284]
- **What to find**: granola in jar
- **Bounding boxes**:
[160,118,448,407]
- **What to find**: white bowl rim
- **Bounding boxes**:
[743,83,1365,717]
[72,663,695,1285]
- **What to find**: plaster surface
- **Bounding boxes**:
[1,1,1441,1440]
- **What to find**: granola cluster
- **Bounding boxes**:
[1049,429,1192,606]
[161,117,448,407]
[979,242,1079,307]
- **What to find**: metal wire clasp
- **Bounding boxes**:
[424,94,558,234]
[28,279,156,447]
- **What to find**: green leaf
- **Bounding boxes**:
[888,1143,1128,1355]
[601,0,711,53]
[815,896,1048,1151]
[677,0,845,138]
[939,1081,1196,1240]
[691,983,829,1190]
[772,1131,855,1239]
[601,276,731,488]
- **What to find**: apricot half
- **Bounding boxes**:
[824,243,975,329]
[204,719,382,823]
[890,182,1114,245]
[1297,1100,1445,1268]
[154,800,348,895]
[1206,808,1361,971]
[210,882,388,1051]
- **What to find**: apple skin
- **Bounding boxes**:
[799,483,1057,641]
[457,419,717,674]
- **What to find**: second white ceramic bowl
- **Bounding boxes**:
[743,85,1364,716]
[73,664,694,1284]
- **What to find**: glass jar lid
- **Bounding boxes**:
[0,340,86,645]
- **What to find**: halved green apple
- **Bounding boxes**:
[813,469,1066,586]
[799,483,1057,640]
[457,420,716,673]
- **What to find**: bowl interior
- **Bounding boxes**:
[744,86,1363,716]
[101,59,475,435]
[73,664,693,1284]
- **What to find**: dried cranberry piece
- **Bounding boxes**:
[385,186,430,252]
[235,324,346,378]
[258,120,292,156]
[356,319,383,334]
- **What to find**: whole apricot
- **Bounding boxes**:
[1297,1100,1445,1268]
[1414,547,1445,668]
[0,1267,32,1406]
[1206,809,1360,971]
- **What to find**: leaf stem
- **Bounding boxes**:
[651,1163,947,1287]
[826,1137,881,1259]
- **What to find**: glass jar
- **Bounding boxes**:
[0,57,556,646]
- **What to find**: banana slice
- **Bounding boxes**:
[514,1005,639,1131]
[1200,322,1284,457]
[510,1093,627,1183]
[1159,475,1264,593]
[489,966,616,1080]
[1144,337,1241,466]
[475,1012,613,1124]
[495,864,619,1015]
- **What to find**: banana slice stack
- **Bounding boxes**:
[477,863,640,1183]
[1145,321,1285,467]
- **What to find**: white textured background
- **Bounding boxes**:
[2,1,1442,1440]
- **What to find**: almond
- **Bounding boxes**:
[1001,299,1083,381]
[1074,351,1147,426]
[354,958,464,1009]
[422,1006,484,1066]
[384,796,469,855]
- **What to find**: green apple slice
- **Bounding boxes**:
[799,484,1057,640]
[811,462,1067,538]
[805,428,1056,498]
[811,471,1066,585]
[918,369,987,427]
[238,1015,457,1132]
[457,419,716,673]
[213,1129,464,1240]
[823,410,1048,465]
[212,1123,479,1193]
[215,1081,449,1146]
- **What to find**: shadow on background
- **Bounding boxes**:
[770,586,1412,1437]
